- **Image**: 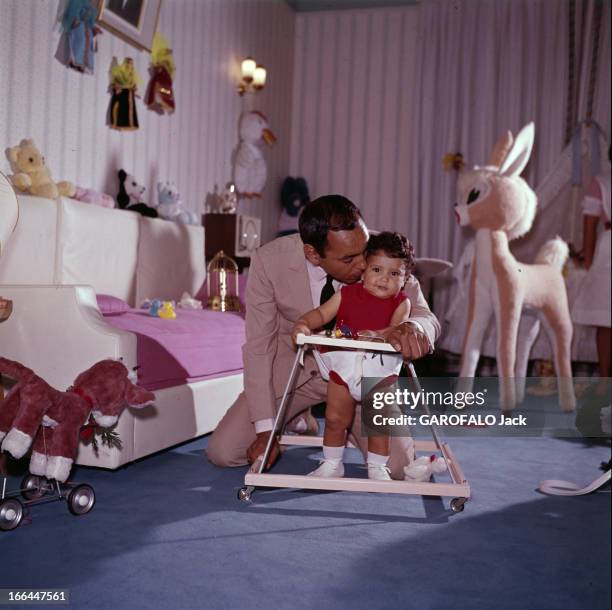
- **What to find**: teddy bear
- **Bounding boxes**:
[156,181,199,225]
[6,139,75,199]
[116,169,157,217]
[0,358,154,482]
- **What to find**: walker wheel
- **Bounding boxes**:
[21,474,46,501]
[237,487,252,502]
[0,498,24,531]
[67,484,96,516]
[450,497,466,513]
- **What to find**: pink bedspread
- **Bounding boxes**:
[105,308,245,390]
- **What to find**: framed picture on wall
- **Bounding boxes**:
[97,0,162,52]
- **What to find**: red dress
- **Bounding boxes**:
[336,282,407,334]
[316,283,407,399]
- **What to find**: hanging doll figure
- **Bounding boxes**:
[55,0,101,74]
[145,32,176,115]
[108,57,142,131]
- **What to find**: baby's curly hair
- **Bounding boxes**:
[365,231,415,274]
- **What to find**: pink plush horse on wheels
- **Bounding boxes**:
[0,358,155,482]
[454,123,576,412]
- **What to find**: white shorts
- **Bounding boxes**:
[314,349,403,401]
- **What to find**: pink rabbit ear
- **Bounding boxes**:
[488,130,514,167]
[125,382,155,408]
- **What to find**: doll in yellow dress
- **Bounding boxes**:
[108,57,142,131]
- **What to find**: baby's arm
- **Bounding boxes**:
[389,298,411,327]
[291,292,342,344]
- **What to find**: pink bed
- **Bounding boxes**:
[105,308,245,390]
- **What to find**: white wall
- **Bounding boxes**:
[289,6,418,233]
[0,0,295,244]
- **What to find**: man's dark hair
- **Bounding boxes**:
[299,195,362,256]
[365,231,415,273]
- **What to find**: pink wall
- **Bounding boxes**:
[289,6,418,233]
[0,0,295,243]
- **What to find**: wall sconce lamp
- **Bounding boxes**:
[238,57,266,95]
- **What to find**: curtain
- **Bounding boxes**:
[407,0,610,358]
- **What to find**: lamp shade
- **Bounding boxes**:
[253,65,266,89]
[241,57,256,83]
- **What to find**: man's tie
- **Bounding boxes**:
[320,274,336,331]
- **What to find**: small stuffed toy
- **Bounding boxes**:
[147,299,176,318]
[404,455,448,482]
[233,111,276,198]
[218,182,237,213]
[178,292,202,310]
[158,301,176,319]
[278,176,310,236]
[156,181,198,225]
[6,139,75,199]
[454,123,575,412]
[73,185,115,208]
[0,358,154,482]
[147,299,162,316]
[145,32,176,115]
[117,169,158,217]
[108,57,141,131]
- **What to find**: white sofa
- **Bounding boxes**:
[0,195,243,469]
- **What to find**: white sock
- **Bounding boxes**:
[367,451,389,466]
[322,445,344,461]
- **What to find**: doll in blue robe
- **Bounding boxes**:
[55,0,100,74]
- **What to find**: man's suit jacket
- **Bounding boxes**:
[243,234,441,423]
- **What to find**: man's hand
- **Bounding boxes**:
[382,321,433,360]
[246,431,280,470]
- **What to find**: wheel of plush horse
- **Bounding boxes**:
[0,497,24,531]
[67,484,96,516]
[21,474,47,501]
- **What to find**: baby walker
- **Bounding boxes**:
[239,333,471,513]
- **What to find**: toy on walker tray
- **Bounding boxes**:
[0,358,154,530]
[239,332,470,514]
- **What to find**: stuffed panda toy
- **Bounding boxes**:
[277,176,310,237]
[117,169,158,217]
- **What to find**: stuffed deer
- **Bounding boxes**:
[454,123,576,412]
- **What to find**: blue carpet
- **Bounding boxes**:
[0,433,609,610]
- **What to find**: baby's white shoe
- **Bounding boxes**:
[367,463,392,481]
[308,458,344,478]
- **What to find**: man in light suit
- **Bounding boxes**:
[207,195,440,478]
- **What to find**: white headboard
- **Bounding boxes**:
[0,196,206,306]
